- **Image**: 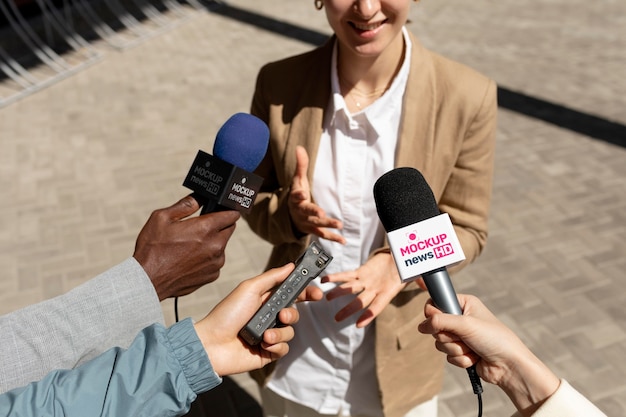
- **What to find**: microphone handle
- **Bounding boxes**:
[422,268,483,395]
[190,193,219,216]
[195,194,247,215]
[200,200,218,215]
[421,268,463,315]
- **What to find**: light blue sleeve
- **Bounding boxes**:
[0,318,222,417]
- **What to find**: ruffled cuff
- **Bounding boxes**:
[166,318,222,394]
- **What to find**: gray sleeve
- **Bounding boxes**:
[0,319,221,417]
[0,257,164,393]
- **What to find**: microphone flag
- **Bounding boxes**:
[386,213,465,283]
[183,150,263,214]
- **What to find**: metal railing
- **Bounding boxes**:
[0,0,206,108]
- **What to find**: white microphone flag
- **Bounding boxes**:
[387,213,466,283]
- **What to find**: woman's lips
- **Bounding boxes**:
[353,21,383,30]
[350,20,386,35]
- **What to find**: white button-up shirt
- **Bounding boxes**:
[267,28,412,417]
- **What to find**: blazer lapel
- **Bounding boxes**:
[285,39,334,185]
[395,33,437,177]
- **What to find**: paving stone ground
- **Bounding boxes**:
[1,1,625,416]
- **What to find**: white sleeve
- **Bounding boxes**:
[510,379,607,417]
[0,257,164,393]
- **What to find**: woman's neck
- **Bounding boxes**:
[336,34,405,111]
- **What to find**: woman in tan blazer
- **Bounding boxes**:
[244,1,497,416]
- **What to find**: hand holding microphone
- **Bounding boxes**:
[373,167,483,398]
[168,113,269,315]
[135,109,269,300]
[418,294,563,416]
[133,195,240,300]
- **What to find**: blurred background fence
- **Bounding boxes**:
[0,0,212,107]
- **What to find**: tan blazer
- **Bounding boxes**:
[245,31,497,417]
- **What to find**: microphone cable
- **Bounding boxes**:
[174,297,180,322]
[467,364,483,417]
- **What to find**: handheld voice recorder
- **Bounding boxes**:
[239,242,333,345]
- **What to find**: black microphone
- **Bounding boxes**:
[373,167,483,396]
[182,113,270,215]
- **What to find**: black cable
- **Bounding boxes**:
[174,296,180,322]
[467,364,483,417]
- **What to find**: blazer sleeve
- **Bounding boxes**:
[0,319,220,417]
[0,257,164,393]
[246,64,304,246]
[441,78,498,272]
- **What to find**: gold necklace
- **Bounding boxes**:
[348,93,363,109]
[345,92,367,109]
[339,74,389,110]
[350,84,389,98]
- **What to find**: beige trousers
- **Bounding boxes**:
[260,387,438,417]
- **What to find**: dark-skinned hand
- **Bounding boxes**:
[133,195,240,300]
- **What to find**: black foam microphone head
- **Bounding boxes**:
[373,167,440,232]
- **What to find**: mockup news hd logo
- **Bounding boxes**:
[399,230,456,267]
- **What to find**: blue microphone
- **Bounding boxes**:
[183,113,270,214]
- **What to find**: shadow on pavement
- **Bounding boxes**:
[187,376,263,417]
[205,0,626,149]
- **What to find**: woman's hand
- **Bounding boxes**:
[418,294,560,416]
[288,146,345,244]
[322,252,407,327]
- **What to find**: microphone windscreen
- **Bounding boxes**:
[373,167,440,232]
[213,113,270,172]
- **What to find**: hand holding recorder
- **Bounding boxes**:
[239,242,331,345]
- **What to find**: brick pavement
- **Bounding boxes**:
[0,0,625,416]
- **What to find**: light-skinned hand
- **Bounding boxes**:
[418,294,560,416]
[288,146,345,244]
[194,263,323,376]
[322,252,408,327]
